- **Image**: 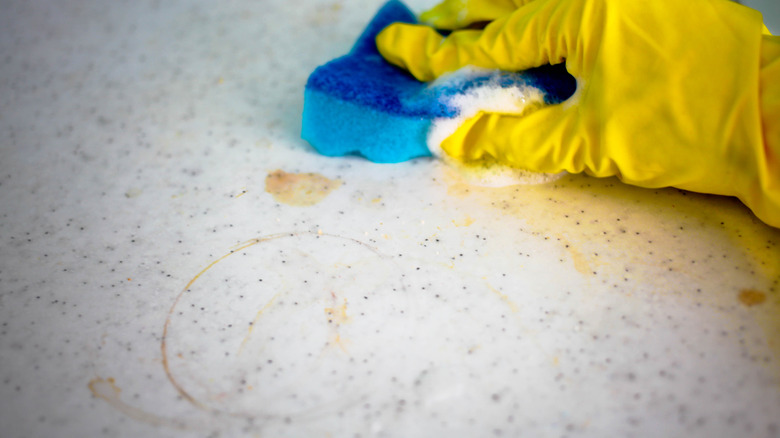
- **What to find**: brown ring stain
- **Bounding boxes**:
[160,231,388,417]
[88,377,189,429]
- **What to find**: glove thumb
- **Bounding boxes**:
[439,101,600,176]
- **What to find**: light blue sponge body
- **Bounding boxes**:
[301,0,576,163]
[304,89,433,163]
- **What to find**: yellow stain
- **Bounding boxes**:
[484,280,520,313]
[331,334,350,354]
[561,240,592,276]
[237,292,282,356]
[324,298,350,324]
[452,216,475,227]
[443,169,780,370]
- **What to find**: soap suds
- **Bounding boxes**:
[427,67,565,187]
[437,153,566,187]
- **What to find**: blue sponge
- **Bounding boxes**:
[301,0,576,164]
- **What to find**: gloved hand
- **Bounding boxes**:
[376,0,780,228]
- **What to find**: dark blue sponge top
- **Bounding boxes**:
[305,1,442,117]
[302,0,577,163]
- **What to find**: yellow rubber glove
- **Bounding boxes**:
[377,0,780,228]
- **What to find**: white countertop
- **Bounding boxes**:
[1,0,779,437]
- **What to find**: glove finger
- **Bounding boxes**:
[420,0,523,30]
[377,23,463,81]
[377,0,583,82]
[440,104,592,176]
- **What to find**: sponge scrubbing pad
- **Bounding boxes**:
[301,0,576,164]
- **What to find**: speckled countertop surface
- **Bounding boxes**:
[2,1,780,437]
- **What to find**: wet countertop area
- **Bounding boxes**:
[1,0,779,437]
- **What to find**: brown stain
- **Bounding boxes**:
[739,289,767,307]
[88,377,188,429]
[265,170,341,206]
[89,376,121,400]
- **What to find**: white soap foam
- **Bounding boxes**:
[427,67,566,187]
